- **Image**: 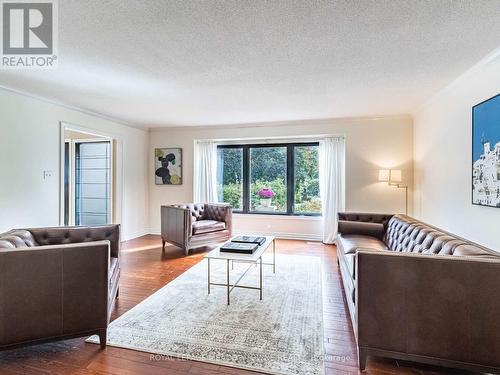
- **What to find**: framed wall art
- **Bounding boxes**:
[472,93,500,207]
[155,148,182,185]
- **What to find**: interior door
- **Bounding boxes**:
[74,141,112,225]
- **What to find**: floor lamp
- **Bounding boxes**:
[379,169,408,215]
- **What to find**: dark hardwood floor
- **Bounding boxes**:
[0,236,472,375]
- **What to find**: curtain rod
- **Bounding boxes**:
[195,134,345,144]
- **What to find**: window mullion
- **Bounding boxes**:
[243,146,250,213]
[287,145,294,215]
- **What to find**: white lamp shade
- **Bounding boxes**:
[390,169,402,183]
[378,169,390,182]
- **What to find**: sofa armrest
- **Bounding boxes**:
[0,241,109,346]
[338,212,393,225]
[161,205,191,245]
[355,250,500,367]
[338,221,385,239]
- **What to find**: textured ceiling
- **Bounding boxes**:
[1,0,500,128]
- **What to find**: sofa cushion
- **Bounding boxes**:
[338,221,385,239]
[0,230,38,249]
[452,244,499,258]
[192,220,226,235]
[338,234,388,255]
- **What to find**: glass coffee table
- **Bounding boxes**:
[205,236,276,305]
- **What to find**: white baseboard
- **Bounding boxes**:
[147,227,321,242]
[123,228,150,241]
[149,227,161,235]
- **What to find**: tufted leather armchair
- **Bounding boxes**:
[0,224,120,351]
[161,203,232,255]
[335,213,500,373]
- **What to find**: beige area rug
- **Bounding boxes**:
[87,254,324,375]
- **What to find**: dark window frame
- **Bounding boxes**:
[217,142,321,216]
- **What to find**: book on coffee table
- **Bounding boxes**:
[231,236,266,246]
[220,241,258,254]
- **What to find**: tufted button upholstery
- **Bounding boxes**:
[26,224,121,258]
[175,203,206,222]
[337,213,500,288]
[337,213,499,259]
[161,203,232,256]
[336,213,500,372]
[173,203,232,225]
[0,224,121,351]
[381,214,498,257]
[204,204,231,222]
[0,230,38,249]
[338,212,392,227]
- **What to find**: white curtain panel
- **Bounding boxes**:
[193,141,218,203]
[319,137,346,244]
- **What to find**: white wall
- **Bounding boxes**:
[0,89,149,240]
[413,53,500,250]
[0,89,415,242]
[149,117,413,240]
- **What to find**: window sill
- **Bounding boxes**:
[233,213,323,221]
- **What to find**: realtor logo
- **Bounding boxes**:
[1,0,58,68]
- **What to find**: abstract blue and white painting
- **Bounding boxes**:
[472,94,500,207]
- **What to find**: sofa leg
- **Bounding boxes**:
[98,329,107,350]
[162,239,166,252]
[116,287,119,299]
[184,248,189,256]
[358,347,367,372]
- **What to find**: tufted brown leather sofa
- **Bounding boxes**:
[336,213,500,373]
[161,203,232,255]
[0,224,121,351]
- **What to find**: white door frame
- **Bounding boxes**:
[59,122,124,227]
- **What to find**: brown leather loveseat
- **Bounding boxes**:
[0,224,120,351]
[161,203,232,255]
[336,213,500,373]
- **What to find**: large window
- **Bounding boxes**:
[216,142,321,215]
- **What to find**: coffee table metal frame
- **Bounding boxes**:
[205,236,276,305]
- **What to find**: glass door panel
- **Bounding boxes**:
[75,141,111,226]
